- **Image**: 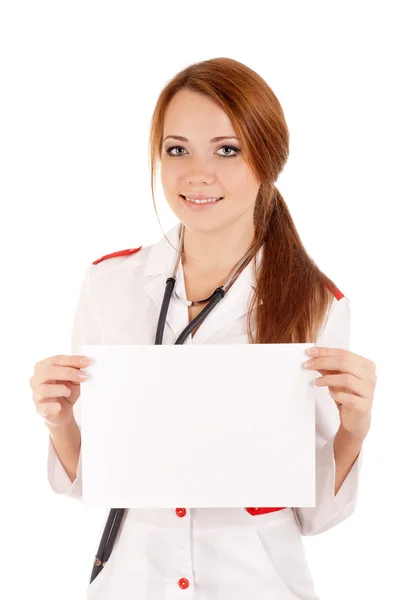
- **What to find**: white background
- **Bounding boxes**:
[1,1,398,598]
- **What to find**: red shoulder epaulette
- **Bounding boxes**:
[326,281,344,301]
[333,287,344,300]
[92,246,142,265]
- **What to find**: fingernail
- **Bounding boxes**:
[308,347,318,355]
[80,357,91,365]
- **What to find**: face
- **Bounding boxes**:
[160,89,261,234]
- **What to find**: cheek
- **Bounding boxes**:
[160,176,176,202]
[160,167,181,211]
[160,161,181,190]
[224,164,258,197]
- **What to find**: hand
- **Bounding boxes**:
[304,347,376,442]
[30,354,91,427]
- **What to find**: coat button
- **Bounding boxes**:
[175,507,187,518]
[178,577,189,589]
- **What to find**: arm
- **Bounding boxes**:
[334,426,363,496]
[292,295,365,536]
[47,262,101,500]
[47,418,81,484]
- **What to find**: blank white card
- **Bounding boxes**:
[79,343,317,508]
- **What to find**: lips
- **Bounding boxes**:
[180,194,223,200]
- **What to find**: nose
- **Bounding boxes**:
[184,160,217,186]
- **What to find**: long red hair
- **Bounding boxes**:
[148,57,340,344]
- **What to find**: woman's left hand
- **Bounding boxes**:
[304,347,376,442]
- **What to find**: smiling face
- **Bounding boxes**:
[160,89,261,234]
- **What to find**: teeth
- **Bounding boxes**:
[184,196,221,204]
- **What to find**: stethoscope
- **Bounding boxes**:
[90,222,260,584]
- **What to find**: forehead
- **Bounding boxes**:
[163,89,237,139]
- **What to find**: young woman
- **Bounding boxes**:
[32,57,376,599]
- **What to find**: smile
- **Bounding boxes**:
[180,195,223,204]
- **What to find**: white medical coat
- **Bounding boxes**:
[47,222,364,599]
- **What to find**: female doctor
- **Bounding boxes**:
[30,57,376,599]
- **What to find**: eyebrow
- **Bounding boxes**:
[163,135,240,143]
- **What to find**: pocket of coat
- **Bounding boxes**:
[252,519,316,599]
[245,506,294,526]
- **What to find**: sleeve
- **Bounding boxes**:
[47,263,102,501]
[292,295,364,536]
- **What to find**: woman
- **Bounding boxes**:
[32,57,376,599]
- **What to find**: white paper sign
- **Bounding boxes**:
[79,343,317,508]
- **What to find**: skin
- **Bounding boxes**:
[160,89,376,486]
[304,345,376,494]
[305,346,375,443]
[31,95,376,498]
[160,88,261,275]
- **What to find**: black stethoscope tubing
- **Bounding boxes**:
[90,224,258,584]
[90,280,225,583]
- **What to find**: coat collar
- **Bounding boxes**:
[143,222,262,343]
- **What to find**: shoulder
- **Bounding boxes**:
[92,246,143,265]
[89,243,153,283]
[324,280,351,321]
[324,281,349,316]
[318,283,351,348]
[326,281,345,302]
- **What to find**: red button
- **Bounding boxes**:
[178,577,189,589]
[175,507,187,518]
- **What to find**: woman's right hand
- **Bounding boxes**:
[30,355,91,427]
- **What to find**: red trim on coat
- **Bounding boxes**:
[92,246,142,265]
[326,280,344,300]
[245,507,286,515]
[89,258,341,515]
[333,287,344,300]
[245,285,344,516]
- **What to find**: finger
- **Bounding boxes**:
[34,355,91,377]
[49,354,91,366]
[36,401,62,417]
[330,390,372,413]
[33,383,72,403]
[315,373,369,398]
[306,354,366,380]
[309,347,374,371]
[42,364,89,384]
[31,356,91,391]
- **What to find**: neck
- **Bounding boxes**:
[181,219,256,276]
